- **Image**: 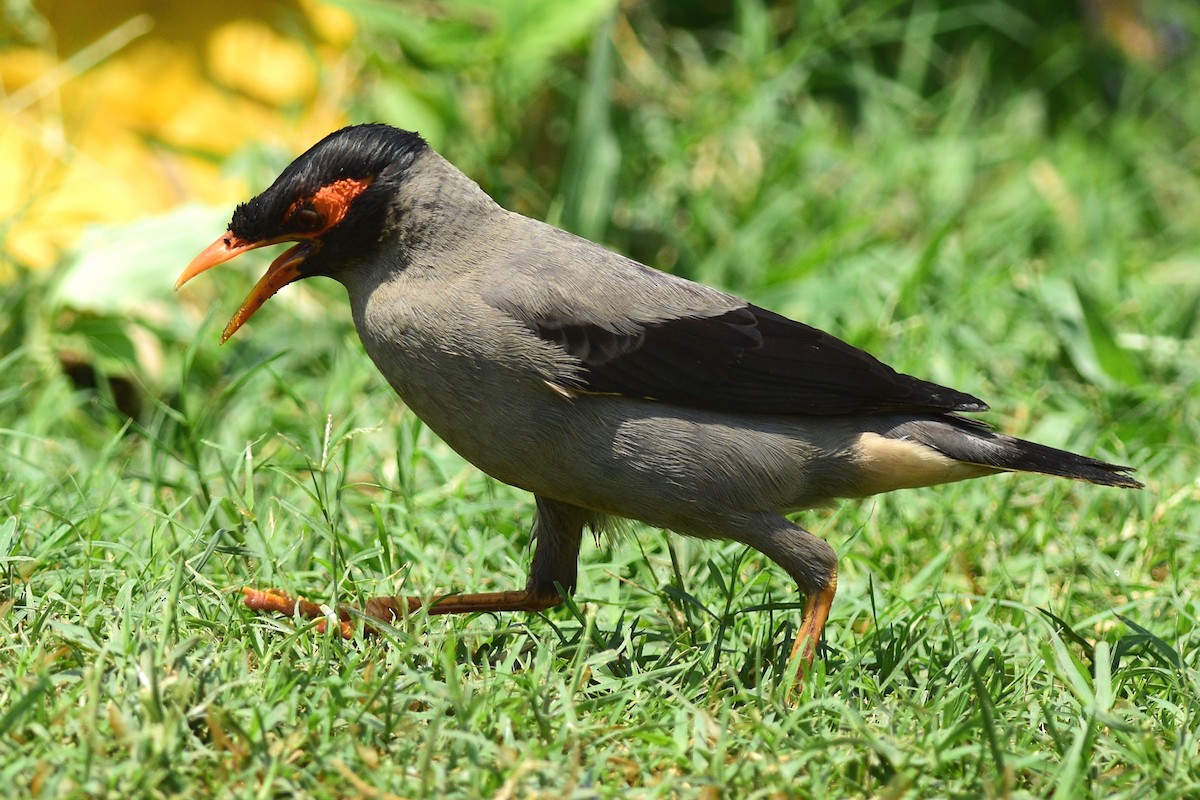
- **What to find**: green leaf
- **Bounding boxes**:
[59,314,138,366]
[1036,277,1139,390]
[0,675,50,736]
[1072,278,1141,387]
[557,13,620,240]
[51,204,229,316]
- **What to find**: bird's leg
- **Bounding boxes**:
[720,515,838,681]
[242,496,589,637]
[789,567,838,668]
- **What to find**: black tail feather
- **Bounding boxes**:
[894,416,1143,489]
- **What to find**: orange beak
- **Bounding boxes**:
[176,233,318,343]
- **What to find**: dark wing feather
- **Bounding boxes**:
[511,301,988,416]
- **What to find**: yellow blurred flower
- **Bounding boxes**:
[0,1,356,272]
[208,19,318,107]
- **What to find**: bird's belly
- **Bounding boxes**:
[384,370,867,528]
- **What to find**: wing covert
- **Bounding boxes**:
[494,294,988,415]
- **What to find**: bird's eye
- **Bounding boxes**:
[289,205,324,232]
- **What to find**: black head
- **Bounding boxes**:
[176,124,429,342]
[230,124,428,275]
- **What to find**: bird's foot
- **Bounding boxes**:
[241,586,564,638]
[240,587,396,638]
[787,572,838,695]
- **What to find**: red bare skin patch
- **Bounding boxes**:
[286,177,373,233]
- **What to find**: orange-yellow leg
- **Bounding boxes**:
[243,497,587,638]
[788,567,838,678]
[242,586,565,638]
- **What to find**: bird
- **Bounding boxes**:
[177,123,1142,676]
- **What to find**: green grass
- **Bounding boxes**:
[3,2,1200,797]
